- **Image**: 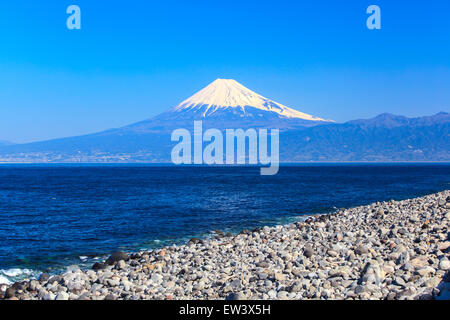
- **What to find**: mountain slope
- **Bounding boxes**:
[347,112,450,129]
[0,78,330,162]
[171,79,329,121]
[114,79,331,133]
[0,113,448,162]
[280,115,450,161]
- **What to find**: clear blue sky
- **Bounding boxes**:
[0,0,449,143]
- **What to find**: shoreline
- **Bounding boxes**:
[2,190,449,300]
[0,213,307,286]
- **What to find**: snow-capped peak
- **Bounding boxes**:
[171,79,330,121]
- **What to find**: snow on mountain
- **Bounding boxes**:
[171,79,330,121]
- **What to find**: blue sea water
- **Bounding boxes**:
[0,163,449,284]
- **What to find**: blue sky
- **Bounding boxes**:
[0,0,449,143]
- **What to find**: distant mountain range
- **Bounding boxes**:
[280,112,449,161]
[0,79,448,162]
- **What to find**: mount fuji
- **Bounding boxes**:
[0,79,448,162]
[171,79,328,121]
[119,79,331,134]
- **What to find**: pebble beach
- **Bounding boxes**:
[2,190,449,300]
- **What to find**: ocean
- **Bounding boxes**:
[0,163,449,284]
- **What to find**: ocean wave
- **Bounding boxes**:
[0,268,38,285]
[0,275,11,285]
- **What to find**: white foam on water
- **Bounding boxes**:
[0,268,37,285]
[65,265,81,273]
[2,268,24,277]
[0,275,12,285]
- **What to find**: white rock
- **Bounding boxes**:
[267,290,277,299]
[43,292,56,300]
[439,258,450,271]
[55,292,70,300]
[151,273,163,285]
[417,266,436,277]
